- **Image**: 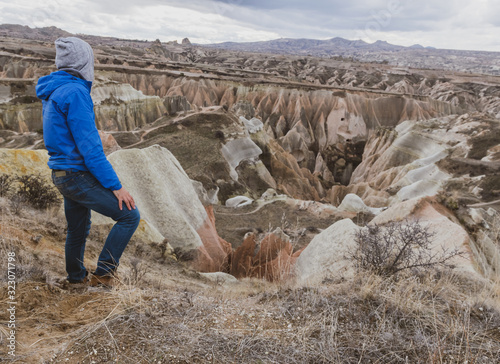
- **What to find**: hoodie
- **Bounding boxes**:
[55,37,94,82]
[36,70,122,191]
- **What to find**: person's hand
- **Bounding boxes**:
[112,187,136,211]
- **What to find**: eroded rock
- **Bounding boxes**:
[95,145,232,272]
[295,219,359,285]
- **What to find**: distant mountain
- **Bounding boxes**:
[203,37,409,56]
[0,24,72,40]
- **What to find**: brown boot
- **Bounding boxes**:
[89,272,116,288]
[55,270,89,290]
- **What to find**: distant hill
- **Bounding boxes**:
[0,24,72,41]
[203,37,407,56]
[202,36,500,75]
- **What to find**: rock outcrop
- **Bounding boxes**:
[337,193,384,215]
[295,219,359,285]
[96,145,232,272]
[0,148,49,178]
[98,130,121,155]
[92,79,167,131]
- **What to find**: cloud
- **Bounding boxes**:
[0,0,499,51]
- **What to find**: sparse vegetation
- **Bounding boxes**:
[13,174,60,210]
[351,220,464,276]
[9,193,25,215]
[0,173,60,211]
[0,174,12,197]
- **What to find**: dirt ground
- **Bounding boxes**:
[213,200,343,250]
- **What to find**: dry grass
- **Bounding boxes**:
[19,272,496,364]
[1,199,500,363]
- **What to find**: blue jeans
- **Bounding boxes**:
[51,170,140,282]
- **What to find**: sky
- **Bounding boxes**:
[1,0,499,52]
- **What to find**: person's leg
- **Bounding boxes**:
[94,206,140,276]
[62,172,140,276]
[52,171,92,282]
[63,196,91,282]
[52,170,140,279]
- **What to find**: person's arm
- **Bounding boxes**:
[63,87,136,210]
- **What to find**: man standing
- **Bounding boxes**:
[36,37,140,287]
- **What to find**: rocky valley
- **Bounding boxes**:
[0,25,499,363]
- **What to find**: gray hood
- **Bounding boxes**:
[55,37,94,82]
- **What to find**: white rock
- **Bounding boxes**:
[93,145,207,251]
[192,180,219,206]
[226,196,253,208]
[468,208,488,227]
[221,137,262,180]
[200,272,239,285]
[261,188,278,200]
[295,218,360,285]
[338,194,384,215]
[393,163,450,201]
[91,81,156,104]
[371,198,476,275]
[239,116,264,133]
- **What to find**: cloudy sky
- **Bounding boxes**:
[1,0,499,51]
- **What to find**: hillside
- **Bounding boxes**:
[203,37,500,75]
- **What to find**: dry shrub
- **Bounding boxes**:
[351,220,464,276]
[0,174,12,197]
[0,233,46,283]
[14,174,59,210]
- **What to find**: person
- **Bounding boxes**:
[36,37,140,288]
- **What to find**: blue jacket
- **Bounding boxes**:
[36,71,122,191]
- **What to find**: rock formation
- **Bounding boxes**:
[1,28,499,285]
[0,148,49,178]
[295,219,359,285]
[100,145,232,272]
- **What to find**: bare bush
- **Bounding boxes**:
[14,174,59,209]
[0,174,12,197]
[126,257,147,285]
[9,193,26,215]
[351,219,464,276]
[0,236,46,283]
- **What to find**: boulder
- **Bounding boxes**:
[240,116,263,134]
[0,149,50,180]
[96,145,232,272]
[295,219,360,285]
[226,196,253,208]
[192,180,219,206]
[200,272,238,285]
[221,137,262,181]
[328,182,389,208]
[337,193,384,215]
